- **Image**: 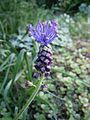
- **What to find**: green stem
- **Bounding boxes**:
[14,77,43,120]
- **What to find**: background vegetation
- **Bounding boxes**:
[0,0,90,120]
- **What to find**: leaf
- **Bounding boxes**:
[37,114,46,120]
[10,49,25,87]
[1,117,12,120]
[69,115,75,120]
[0,53,15,92]
[4,80,12,98]
[0,53,15,72]
[14,70,23,82]
[14,49,25,76]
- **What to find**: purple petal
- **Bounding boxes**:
[33,72,41,79]
[28,21,57,46]
[47,34,57,45]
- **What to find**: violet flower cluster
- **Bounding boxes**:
[28,21,57,78]
[28,21,57,46]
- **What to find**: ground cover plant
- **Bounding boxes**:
[0,0,90,120]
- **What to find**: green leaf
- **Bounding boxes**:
[4,80,12,98]
[10,49,25,87]
[1,117,12,120]
[14,49,25,76]
[0,53,15,72]
[0,53,15,92]
[69,115,75,120]
[14,70,23,82]
[37,114,46,120]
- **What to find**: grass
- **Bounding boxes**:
[0,0,90,120]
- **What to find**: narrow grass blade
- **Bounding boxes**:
[14,49,25,76]
[4,79,12,98]
[0,53,15,72]
[14,70,23,82]
[10,49,25,87]
[0,53,15,92]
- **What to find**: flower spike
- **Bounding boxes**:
[28,20,58,78]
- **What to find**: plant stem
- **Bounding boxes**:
[14,77,43,120]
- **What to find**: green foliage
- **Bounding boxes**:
[52,0,90,13]
[0,0,90,120]
[0,0,53,35]
[36,0,90,12]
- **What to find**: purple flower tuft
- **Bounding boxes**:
[28,21,57,46]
